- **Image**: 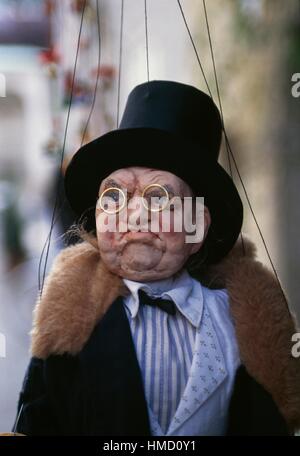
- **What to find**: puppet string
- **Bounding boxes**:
[117,0,124,128]
[144,0,150,83]
[80,0,102,147]
[177,0,291,314]
[39,0,87,294]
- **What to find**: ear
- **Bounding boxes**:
[190,206,211,255]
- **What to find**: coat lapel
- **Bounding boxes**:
[79,296,151,436]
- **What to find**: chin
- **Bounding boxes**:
[118,267,175,283]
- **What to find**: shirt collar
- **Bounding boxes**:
[122,269,203,328]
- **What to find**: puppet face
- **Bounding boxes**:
[95,167,211,281]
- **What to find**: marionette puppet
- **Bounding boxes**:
[12,81,300,436]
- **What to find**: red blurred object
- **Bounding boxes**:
[64,71,91,102]
[71,0,88,13]
[45,0,56,16]
[92,65,116,80]
[39,47,60,65]
[64,71,73,93]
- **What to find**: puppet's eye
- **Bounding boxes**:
[142,184,170,212]
[99,187,126,213]
[105,189,120,202]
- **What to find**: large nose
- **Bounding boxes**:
[127,195,151,231]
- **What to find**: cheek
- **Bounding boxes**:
[158,231,193,274]
[96,232,116,256]
[158,212,185,246]
[96,213,118,251]
[97,230,115,244]
[157,209,185,234]
[159,230,187,253]
[158,213,194,258]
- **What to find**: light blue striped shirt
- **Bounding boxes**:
[122,269,203,434]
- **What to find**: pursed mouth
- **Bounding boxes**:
[123,231,159,241]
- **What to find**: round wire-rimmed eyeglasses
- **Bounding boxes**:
[98,183,171,214]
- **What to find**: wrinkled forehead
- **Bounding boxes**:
[98,166,193,196]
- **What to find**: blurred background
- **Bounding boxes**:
[0,0,299,432]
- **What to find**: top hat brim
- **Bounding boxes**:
[64,127,243,264]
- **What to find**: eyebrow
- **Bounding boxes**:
[102,179,123,190]
[101,179,177,197]
[145,172,178,196]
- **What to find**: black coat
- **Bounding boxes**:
[14,296,289,436]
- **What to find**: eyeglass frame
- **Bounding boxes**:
[97,183,173,214]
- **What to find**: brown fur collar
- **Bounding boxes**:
[30,235,300,431]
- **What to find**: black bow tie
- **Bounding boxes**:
[138,289,176,316]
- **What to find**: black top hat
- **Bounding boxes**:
[64,80,243,264]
